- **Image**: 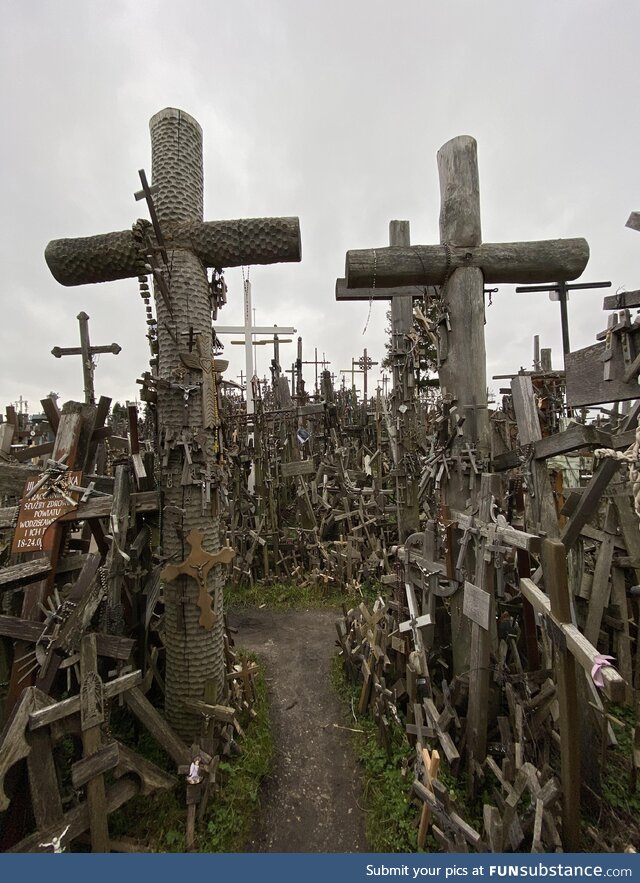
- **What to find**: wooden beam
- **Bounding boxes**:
[29,670,142,730]
[123,687,191,766]
[80,634,110,852]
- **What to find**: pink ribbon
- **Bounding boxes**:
[591,654,615,688]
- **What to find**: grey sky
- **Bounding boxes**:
[1,1,638,411]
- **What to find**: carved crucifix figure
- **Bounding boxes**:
[342,136,589,675]
[161,529,235,630]
[51,311,121,405]
[45,108,301,739]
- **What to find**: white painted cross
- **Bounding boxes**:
[214,280,296,417]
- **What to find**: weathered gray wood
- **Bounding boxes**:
[584,504,616,648]
[511,376,542,444]
[26,727,64,829]
[80,634,110,852]
[280,459,316,478]
[0,461,40,500]
[0,688,41,810]
[113,741,176,794]
[46,217,301,286]
[539,540,580,852]
[463,580,492,631]
[566,340,640,406]
[0,557,52,591]
[335,278,419,301]
[71,741,120,788]
[438,135,481,245]
[465,474,499,779]
[519,578,625,703]
[561,459,619,549]
[345,238,590,288]
[123,686,191,766]
[57,489,158,521]
[7,776,139,853]
[603,289,640,310]
[29,670,142,730]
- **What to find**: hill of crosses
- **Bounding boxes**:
[1,107,639,854]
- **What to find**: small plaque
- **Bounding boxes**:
[463,580,492,631]
[11,472,81,554]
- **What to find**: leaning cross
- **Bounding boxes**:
[214,280,296,416]
[337,220,421,538]
[161,529,235,630]
[51,311,121,405]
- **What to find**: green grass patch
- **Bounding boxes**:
[330,655,418,852]
[227,579,377,612]
[109,653,274,852]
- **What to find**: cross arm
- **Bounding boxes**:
[335,277,420,301]
[344,239,590,289]
[519,577,625,703]
[45,217,301,287]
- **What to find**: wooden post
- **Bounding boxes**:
[539,539,580,852]
[80,633,110,852]
[45,107,301,739]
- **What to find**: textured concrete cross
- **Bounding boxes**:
[44,107,301,739]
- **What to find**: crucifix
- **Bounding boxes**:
[214,280,296,417]
[14,395,28,415]
[51,311,121,405]
[342,135,590,676]
[515,280,611,361]
[45,107,301,739]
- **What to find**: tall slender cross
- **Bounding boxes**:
[45,108,301,738]
[341,135,590,676]
[51,311,121,405]
[214,280,296,417]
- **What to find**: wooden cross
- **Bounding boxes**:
[338,220,420,538]
[51,311,121,405]
[342,136,589,677]
[520,538,625,850]
[301,347,330,395]
[45,107,301,739]
[515,280,611,361]
[178,331,223,431]
[161,529,235,630]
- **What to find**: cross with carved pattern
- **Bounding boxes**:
[161,529,235,630]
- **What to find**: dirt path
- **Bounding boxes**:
[229,608,367,853]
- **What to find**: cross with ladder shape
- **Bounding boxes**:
[51,311,121,406]
[341,135,590,677]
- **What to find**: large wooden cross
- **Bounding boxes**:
[337,220,421,539]
[342,136,589,675]
[51,311,121,405]
[45,107,301,739]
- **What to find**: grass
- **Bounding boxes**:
[226,579,378,612]
[330,655,418,852]
[109,653,274,852]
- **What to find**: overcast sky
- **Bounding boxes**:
[1,1,639,413]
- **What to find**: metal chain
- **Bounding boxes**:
[362,248,377,335]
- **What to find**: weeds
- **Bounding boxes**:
[109,653,274,852]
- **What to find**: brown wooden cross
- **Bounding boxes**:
[51,311,121,405]
[161,529,235,630]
